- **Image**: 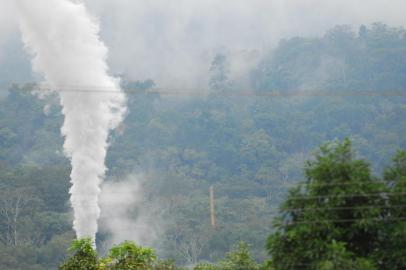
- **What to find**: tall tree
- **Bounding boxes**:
[379,151,406,269]
[267,140,387,269]
[59,238,98,270]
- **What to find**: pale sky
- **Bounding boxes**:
[2,0,406,86]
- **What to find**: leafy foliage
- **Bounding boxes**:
[379,151,406,269]
[267,141,404,269]
[59,238,98,270]
[219,242,261,270]
[0,23,406,268]
[60,239,260,270]
[105,241,156,270]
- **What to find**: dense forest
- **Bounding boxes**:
[0,23,406,269]
[57,140,406,270]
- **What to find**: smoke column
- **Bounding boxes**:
[16,0,126,240]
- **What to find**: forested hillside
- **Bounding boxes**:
[0,23,406,269]
[57,141,406,269]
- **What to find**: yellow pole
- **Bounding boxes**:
[210,185,216,228]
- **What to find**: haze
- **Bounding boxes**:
[2,0,406,87]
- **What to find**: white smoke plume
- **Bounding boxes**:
[99,176,163,249]
[4,1,406,87]
[16,0,126,240]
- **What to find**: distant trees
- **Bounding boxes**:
[0,165,72,269]
[0,187,36,246]
[267,140,406,269]
[253,23,406,92]
[1,22,406,268]
[59,240,262,270]
[59,239,184,270]
[103,241,156,270]
[194,242,261,270]
[53,140,406,269]
[218,242,261,270]
[209,54,231,92]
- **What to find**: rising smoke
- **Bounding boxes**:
[16,0,126,241]
[7,0,406,245]
[99,175,163,250]
[3,1,406,88]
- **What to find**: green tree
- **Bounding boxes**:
[193,263,220,270]
[379,151,406,269]
[60,240,185,270]
[267,140,386,269]
[154,259,186,270]
[59,238,98,270]
[219,242,260,270]
[209,53,231,92]
[193,241,260,270]
[103,241,156,270]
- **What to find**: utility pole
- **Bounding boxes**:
[210,185,216,228]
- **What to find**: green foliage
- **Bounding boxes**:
[209,54,231,92]
[317,241,377,270]
[58,240,262,270]
[219,242,261,270]
[154,259,186,270]
[59,240,193,270]
[192,242,260,270]
[378,151,406,269]
[59,238,98,270]
[106,241,156,270]
[193,263,221,270]
[254,23,406,92]
[267,141,405,269]
[1,22,406,268]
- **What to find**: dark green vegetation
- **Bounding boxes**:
[0,23,406,269]
[59,141,406,269]
[267,140,406,269]
[60,238,261,270]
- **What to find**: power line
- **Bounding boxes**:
[79,191,406,200]
[4,85,406,96]
[94,200,406,215]
[228,180,406,189]
[285,191,406,201]
[285,180,395,188]
[280,216,406,225]
[97,216,406,228]
[269,204,406,213]
[83,191,406,197]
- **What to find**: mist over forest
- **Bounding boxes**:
[1,1,406,269]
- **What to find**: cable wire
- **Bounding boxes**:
[4,84,406,96]
[285,192,406,201]
[280,216,406,225]
[269,204,406,214]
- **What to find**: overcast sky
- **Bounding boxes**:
[2,0,406,87]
